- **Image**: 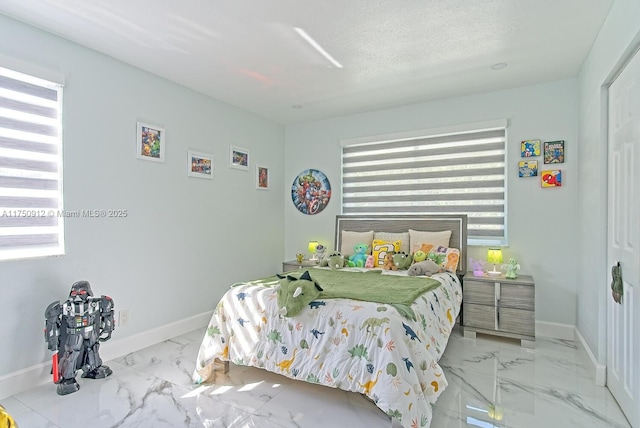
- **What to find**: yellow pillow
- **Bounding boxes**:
[371,239,401,267]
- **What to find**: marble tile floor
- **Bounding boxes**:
[0,326,631,428]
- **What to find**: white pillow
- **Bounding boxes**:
[374,231,410,255]
[340,230,374,256]
[408,229,452,252]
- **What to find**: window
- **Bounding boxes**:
[341,120,507,245]
[0,65,64,261]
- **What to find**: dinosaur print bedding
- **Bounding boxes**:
[192,270,462,428]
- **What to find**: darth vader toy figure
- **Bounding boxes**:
[44,280,115,395]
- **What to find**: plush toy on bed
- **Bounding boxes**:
[392,252,413,270]
[365,255,374,268]
[412,250,427,263]
[383,253,397,271]
[275,271,323,317]
[320,251,345,269]
[347,243,368,267]
[407,259,441,277]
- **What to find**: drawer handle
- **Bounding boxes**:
[495,308,499,330]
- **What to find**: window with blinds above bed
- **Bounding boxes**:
[340,120,507,246]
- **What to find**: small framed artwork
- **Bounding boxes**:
[544,140,565,164]
[541,169,562,187]
[136,122,165,162]
[187,150,213,179]
[521,139,541,157]
[256,165,269,190]
[518,160,538,177]
[229,145,249,170]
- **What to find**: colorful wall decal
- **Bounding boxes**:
[291,169,331,215]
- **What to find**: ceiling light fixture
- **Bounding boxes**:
[294,27,343,69]
[491,63,508,71]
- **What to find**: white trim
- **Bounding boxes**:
[340,118,508,147]
[576,327,607,387]
[0,311,212,400]
[535,320,575,340]
[0,53,65,85]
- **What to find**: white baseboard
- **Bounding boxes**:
[575,327,607,386]
[0,311,212,400]
[535,320,575,340]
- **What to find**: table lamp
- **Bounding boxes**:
[487,248,503,276]
[308,241,319,262]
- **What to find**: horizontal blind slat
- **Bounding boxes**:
[343,129,505,154]
[0,75,58,101]
[0,233,59,247]
[0,136,58,155]
[0,96,58,119]
[0,216,58,227]
[0,196,58,208]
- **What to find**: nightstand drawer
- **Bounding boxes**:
[462,303,497,331]
[501,284,534,310]
[499,307,535,336]
[463,281,495,305]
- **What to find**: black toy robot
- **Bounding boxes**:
[44,280,115,395]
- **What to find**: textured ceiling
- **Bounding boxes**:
[0,0,614,124]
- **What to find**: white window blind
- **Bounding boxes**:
[0,66,64,261]
[341,122,507,245]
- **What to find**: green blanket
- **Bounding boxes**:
[244,268,442,320]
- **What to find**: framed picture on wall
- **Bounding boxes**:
[229,145,249,170]
[521,139,541,157]
[541,169,562,187]
[518,160,538,177]
[136,122,165,162]
[543,140,565,164]
[256,165,269,190]
[187,150,213,179]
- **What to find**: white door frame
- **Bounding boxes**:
[605,41,640,428]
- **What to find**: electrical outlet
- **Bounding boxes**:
[119,309,130,327]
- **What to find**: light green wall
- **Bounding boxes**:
[0,14,284,378]
[284,79,579,327]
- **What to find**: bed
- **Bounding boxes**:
[192,214,467,428]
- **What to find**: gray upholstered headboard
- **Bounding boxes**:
[334,214,468,276]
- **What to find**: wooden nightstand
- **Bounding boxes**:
[282,260,318,272]
[462,272,535,347]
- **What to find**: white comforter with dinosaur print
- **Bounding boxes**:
[193,270,461,428]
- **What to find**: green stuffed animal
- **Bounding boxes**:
[412,250,427,263]
[275,271,323,317]
[392,252,413,270]
[320,251,345,269]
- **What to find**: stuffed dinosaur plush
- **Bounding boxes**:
[407,260,441,277]
[275,271,323,317]
[392,252,413,270]
[325,251,346,269]
[348,243,368,267]
[412,250,427,263]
